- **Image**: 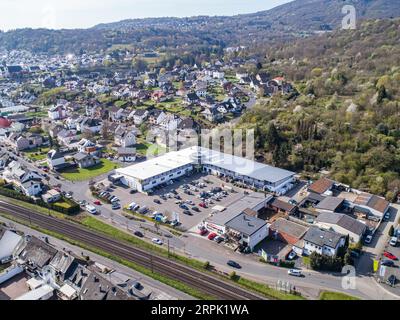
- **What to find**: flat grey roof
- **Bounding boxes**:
[225,213,266,236]
[270,218,308,239]
[316,196,344,211]
[116,146,295,184]
[206,193,271,226]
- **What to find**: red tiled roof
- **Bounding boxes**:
[308,178,334,194]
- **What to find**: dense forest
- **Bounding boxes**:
[238,18,400,199]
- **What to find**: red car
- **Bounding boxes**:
[199,203,207,208]
[384,251,398,260]
[208,233,217,240]
[94,200,101,206]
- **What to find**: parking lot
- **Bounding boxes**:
[108,173,255,230]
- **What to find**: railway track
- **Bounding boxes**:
[0,200,264,300]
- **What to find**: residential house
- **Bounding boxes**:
[3,161,43,196]
[148,109,166,125]
[315,212,367,243]
[19,236,58,275]
[269,218,308,245]
[48,105,67,120]
[352,193,390,218]
[73,153,99,169]
[0,227,24,263]
[130,109,149,126]
[114,126,137,148]
[47,150,67,170]
[308,178,335,196]
[315,196,346,214]
[301,227,346,257]
[186,92,200,105]
[77,118,102,134]
[116,148,136,162]
[268,198,297,216]
[158,114,182,131]
[42,189,62,204]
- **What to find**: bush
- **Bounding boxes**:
[279,261,295,269]
[229,271,238,281]
[309,252,343,272]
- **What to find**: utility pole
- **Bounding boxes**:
[167,239,170,258]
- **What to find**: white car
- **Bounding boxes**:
[86,205,97,215]
[110,197,120,203]
[390,237,398,247]
[128,202,136,210]
[288,269,303,277]
[287,251,297,260]
[364,235,373,244]
[152,238,163,245]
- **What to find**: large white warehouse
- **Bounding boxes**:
[116,146,295,194]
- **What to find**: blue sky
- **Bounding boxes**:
[0,0,291,30]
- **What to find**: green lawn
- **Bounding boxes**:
[61,159,119,181]
[23,147,50,162]
[136,142,166,157]
[319,291,360,300]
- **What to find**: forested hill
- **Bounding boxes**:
[238,18,400,199]
[0,0,399,54]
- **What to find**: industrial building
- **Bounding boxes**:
[116,146,296,194]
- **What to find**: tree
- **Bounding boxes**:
[265,122,281,151]
[377,85,387,104]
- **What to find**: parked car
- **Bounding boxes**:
[86,205,97,215]
[199,202,207,208]
[384,251,398,260]
[381,260,395,267]
[199,228,208,236]
[138,206,148,214]
[364,235,373,244]
[287,251,297,260]
[152,238,163,245]
[192,206,200,212]
[179,204,189,210]
[128,202,137,210]
[134,231,144,238]
[183,210,193,216]
[93,200,101,206]
[112,203,121,210]
[288,269,303,277]
[227,260,241,269]
[153,199,162,204]
[214,236,225,244]
[390,237,398,247]
[208,233,217,241]
[110,197,120,203]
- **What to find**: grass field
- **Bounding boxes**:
[319,291,360,300]
[61,159,119,181]
[23,147,50,161]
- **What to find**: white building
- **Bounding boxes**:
[116,146,295,194]
[48,105,67,120]
[302,227,346,257]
